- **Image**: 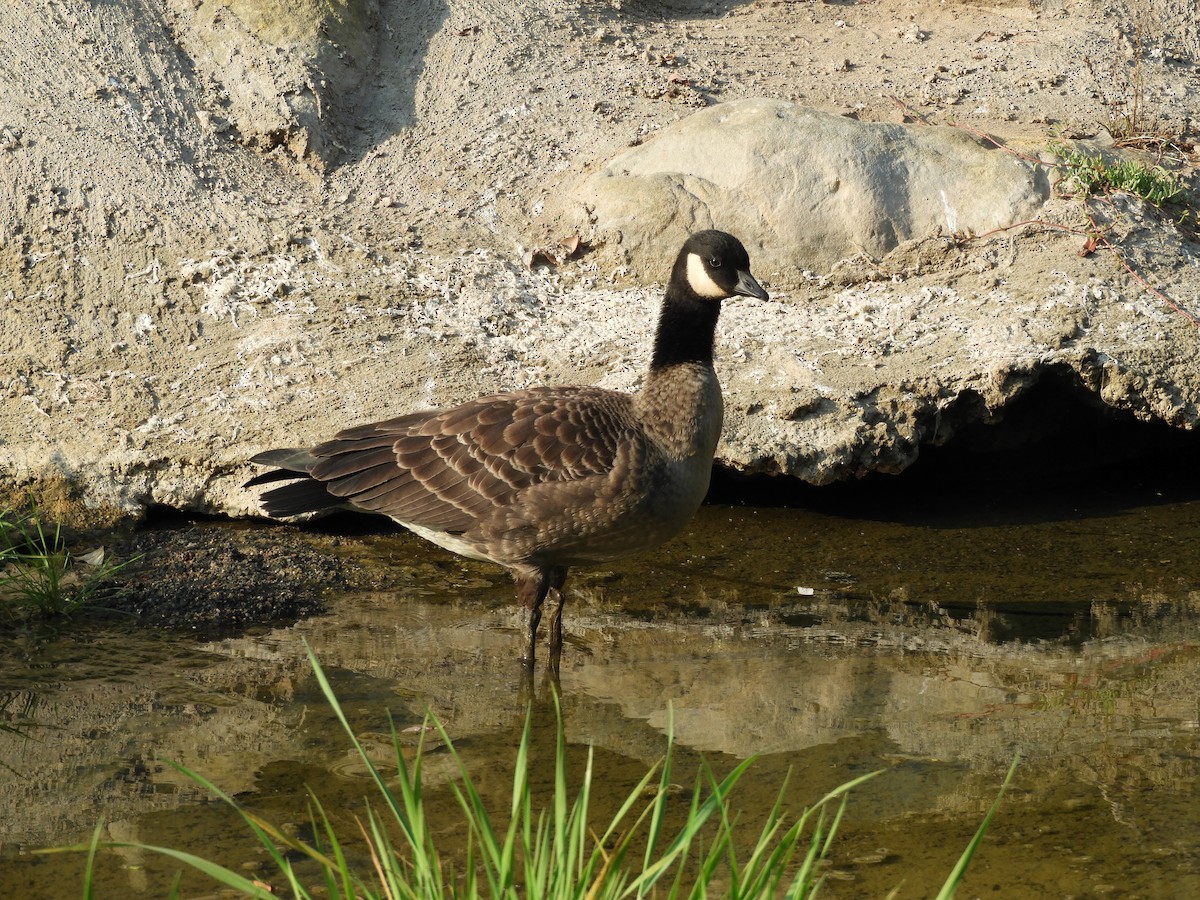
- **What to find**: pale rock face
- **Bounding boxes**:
[567,99,1051,281]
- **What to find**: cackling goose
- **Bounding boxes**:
[246,230,768,666]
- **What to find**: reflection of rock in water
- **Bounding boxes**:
[0,632,315,848]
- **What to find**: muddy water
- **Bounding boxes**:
[3,474,1200,898]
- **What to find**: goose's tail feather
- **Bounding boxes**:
[245,448,343,518]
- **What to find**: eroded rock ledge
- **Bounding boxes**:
[4,199,1197,525]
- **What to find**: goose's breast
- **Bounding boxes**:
[529,370,723,564]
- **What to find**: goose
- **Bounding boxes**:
[246,230,768,666]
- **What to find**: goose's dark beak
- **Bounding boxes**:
[734,269,769,300]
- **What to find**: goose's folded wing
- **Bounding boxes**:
[307,387,631,532]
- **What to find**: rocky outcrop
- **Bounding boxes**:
[561,99,1052,280]
[0,0,1198,524]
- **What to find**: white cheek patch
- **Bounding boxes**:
[686,252,728,299]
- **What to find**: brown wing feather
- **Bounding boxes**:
[305,387,631,532]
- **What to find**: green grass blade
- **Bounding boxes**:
[304,638,453,894]
[640,703,674,877]
[48,645,1012,900]
[690,789,734,896]
[304,642,405,817]
[47,839,275,898]
[935,754,1020,900]
[734,765,794,894]
[81,818,104,900]
[124,843,276,897]
[386,714,437,866]
[629,753,758,894]
[309,793,358,900]
[429,714,509,896]
[567,746,595,893]
[551,693,570,895]
[505,708,532,892]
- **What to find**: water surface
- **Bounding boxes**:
[2,473,1200,897]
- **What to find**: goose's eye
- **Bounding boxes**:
[709,257,722,268]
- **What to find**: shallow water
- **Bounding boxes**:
[3,473,1200,898]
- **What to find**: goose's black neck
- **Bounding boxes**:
[650,285,721,370]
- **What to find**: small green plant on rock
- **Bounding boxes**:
[0,503,134,622]
[1049,140,1189,209]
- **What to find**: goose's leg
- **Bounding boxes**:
[517,567,551,667]
[546,567,570,663]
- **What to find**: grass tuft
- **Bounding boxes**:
[0,503,137,622]
[49,645,1017,897]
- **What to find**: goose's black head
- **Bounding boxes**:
[653,230,767,370]
[672,230,769,302]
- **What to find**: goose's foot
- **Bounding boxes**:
[517,567,549,667]
[519,602,542,667]
[546,566,569,660]
[517,566,569,668]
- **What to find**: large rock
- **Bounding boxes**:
[565,100,1051,280]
